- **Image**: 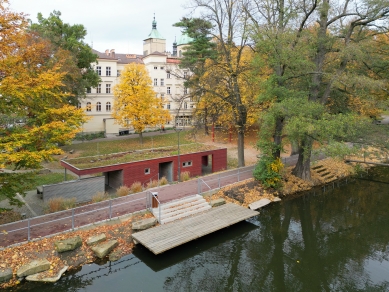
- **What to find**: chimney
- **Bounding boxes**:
[110,49,115,58]
[105,49,109,56]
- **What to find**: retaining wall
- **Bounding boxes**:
[42,176,105,203]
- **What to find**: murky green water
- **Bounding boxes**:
[8,167,389,291]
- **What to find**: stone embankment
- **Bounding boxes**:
[0,212,155,289]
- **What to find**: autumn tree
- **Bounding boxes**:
[0,0,87,206]
[174,2,259,167]
[112,63,171,143]
[30,10,100,103]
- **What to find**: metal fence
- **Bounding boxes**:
[0,164,257,249]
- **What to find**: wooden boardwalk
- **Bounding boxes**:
[132,203,259,255]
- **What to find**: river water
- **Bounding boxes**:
[8,167,389,291]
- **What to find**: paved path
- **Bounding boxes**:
[0,165,254,248]
[0,152,325,248]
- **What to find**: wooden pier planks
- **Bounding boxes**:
[132,203,259,254]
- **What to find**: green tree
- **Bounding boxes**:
[249,0,389,180]
[112,63,171,143]
[30,10,100,103]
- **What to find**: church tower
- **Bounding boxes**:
[143,16,166,56]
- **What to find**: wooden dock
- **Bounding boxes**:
[132,203,259,255]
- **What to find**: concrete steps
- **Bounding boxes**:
[312,164,335,181]
[152,195,211,224]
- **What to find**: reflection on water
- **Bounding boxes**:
[8,167,389,292]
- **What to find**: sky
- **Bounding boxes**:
[10,0,193,54]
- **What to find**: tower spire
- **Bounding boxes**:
[152,13,157,29]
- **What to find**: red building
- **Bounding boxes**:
[60,148,227,189]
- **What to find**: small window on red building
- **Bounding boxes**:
[183,161,192,167]
[144,168,150,174]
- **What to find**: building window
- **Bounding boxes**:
[183,161,192,167]
[160,79,164,86]
[96,102,101,112]
[144,168,150,174]
[77,103,81,109]
[160,66,164,70]
[161,93,165,99]
[106,66,111,76]
[154,66,157,70]
[106,102,111,112]
[154,78,158,86]
[106,84,111,93]
[167,72,171,79]
[86,87,91,93]
[97,84,101,93]
[184,87,188,95]
[86,102,91,112]
[167,87,171,94]
[184,102,188,109]
[96,66,101,76]
[184,71,188,79]
[167,103,171,109]
[117,70,121,77]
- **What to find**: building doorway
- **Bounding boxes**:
[159,161,173,182]
[201,155,213,175]
[104,170,123,194]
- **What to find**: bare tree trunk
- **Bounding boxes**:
[292,137,313,180]
[237,127,245,167]
[138,132,143,145]
[273,117,284,159]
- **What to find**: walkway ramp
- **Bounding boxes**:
[133,203,259,255]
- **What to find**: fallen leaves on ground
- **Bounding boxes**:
[208,179,278,207]
[210,158,357,205]
[0,211,153,289]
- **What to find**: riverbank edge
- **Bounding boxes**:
[0,158,366,289]
[0,209,152,289]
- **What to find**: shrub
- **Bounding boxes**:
[146,179,159,189]
[159,176,168,186]
[116,185,130,197]
[45,197,77,213]
[91,191,109,203]
[180,171,191,182]
[130,181,143,193]
[0,210,22,225]
[75,131,105,141]
[61,197,77,209]
[45,197,64,213]
[253,156,283,189]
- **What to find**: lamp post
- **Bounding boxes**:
[174,127,183,181]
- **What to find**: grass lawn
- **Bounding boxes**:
[65,143,219,169]
[62,132,195,158]
[31,173,77,186]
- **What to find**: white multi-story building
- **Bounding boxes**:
[80,17,195,135]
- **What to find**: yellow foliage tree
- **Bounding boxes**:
[0,0,87,206]
[113,63,171,143]
[194,46,263,138]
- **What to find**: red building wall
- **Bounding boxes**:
[61,148,227,188]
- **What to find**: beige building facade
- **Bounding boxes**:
[80,17,194,135]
